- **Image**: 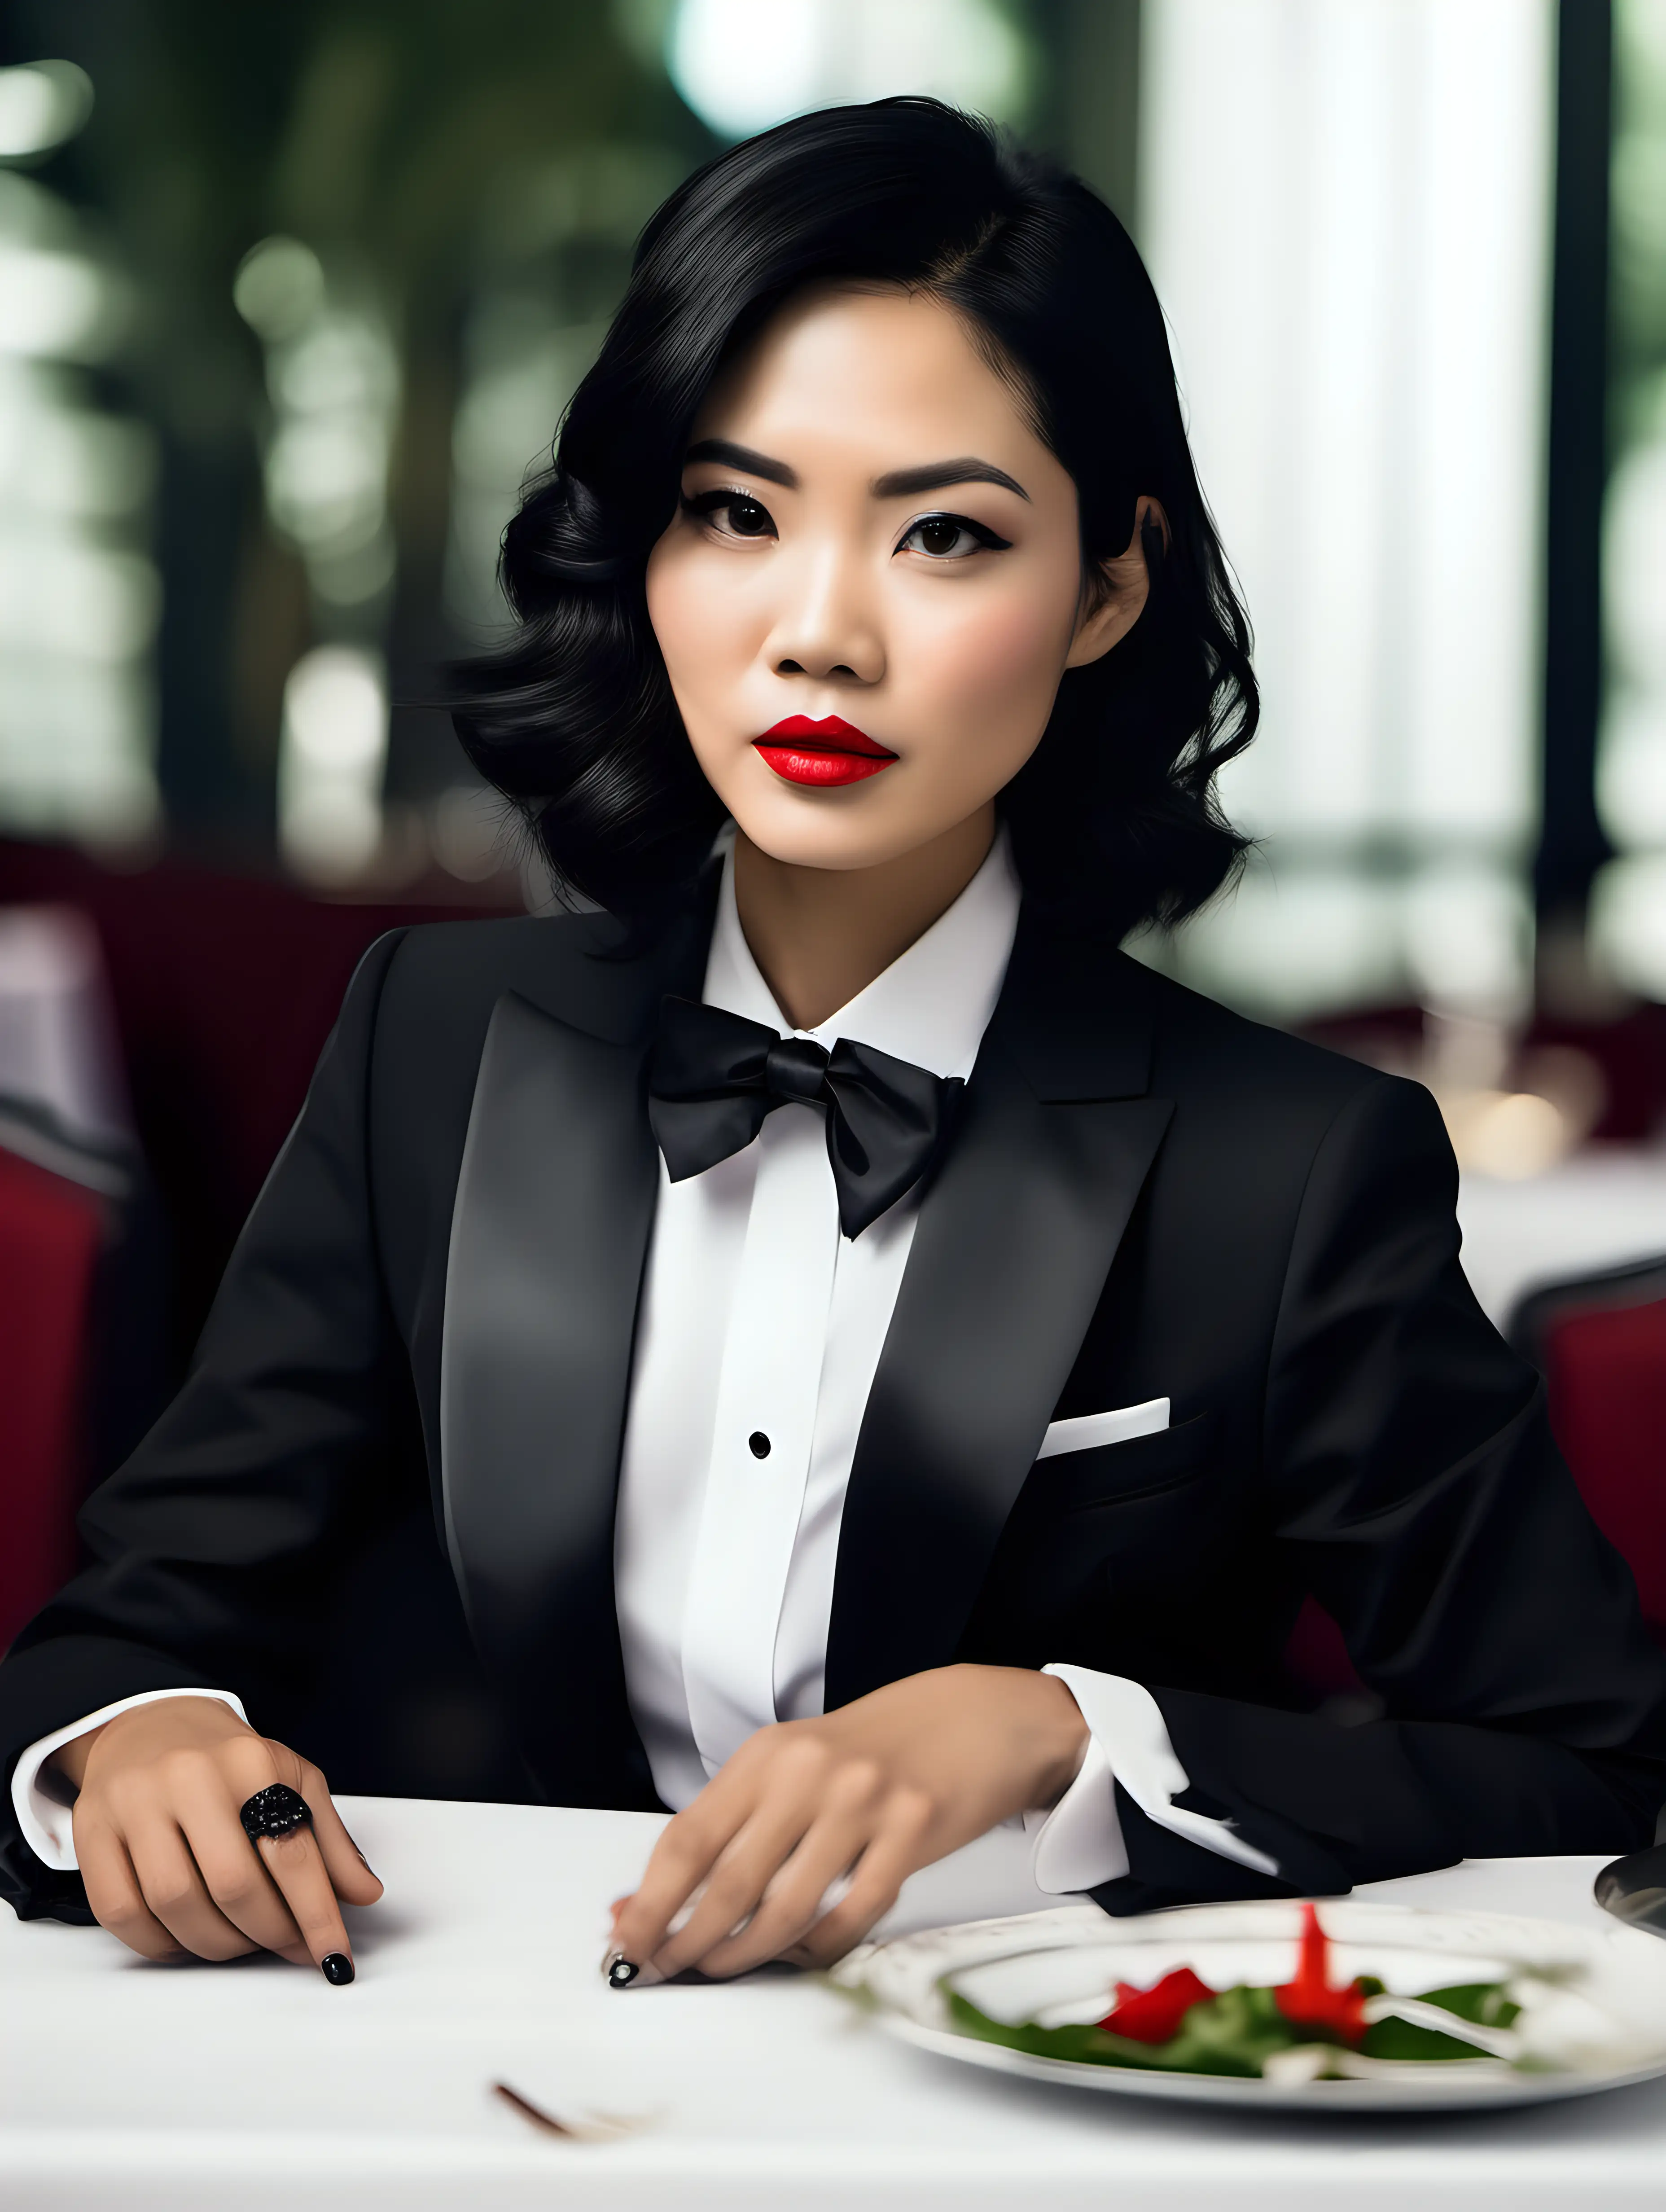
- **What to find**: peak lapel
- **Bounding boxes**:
[437,873,723,1809]
[824,934,1173,1708]
[437,878,718,1807]
[440,990,659,1802]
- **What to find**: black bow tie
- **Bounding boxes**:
[647,996,962,1238]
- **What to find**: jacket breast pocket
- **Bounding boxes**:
[1029,1411,1216,1513]
[962,1411,1228,1669]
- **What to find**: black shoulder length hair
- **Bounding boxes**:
[450,97,1257,939]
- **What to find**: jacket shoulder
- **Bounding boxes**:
[372,906,660,1047]
[1125,952,1434,1136]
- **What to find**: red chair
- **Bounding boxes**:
[1513,1258,1666,1645]
[0,839,519,1676]
[0,1145,105,1651]
[0,836,518,1366]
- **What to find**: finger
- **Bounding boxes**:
[671,1753,899,1979]
[254,1821,357,1980]
[788,1818,926,1968]
[648,1798,836,1980]
[180,1779,310,1962]
[688,1812,876,1980]
[611,1791,754,1970]
[215,1743,364,1977]
[76,1817,188,1963]
[296,1763,383,1906]
[613,1730,843,1972]
[126,1813,263,1963]
[733,1792,931,1978]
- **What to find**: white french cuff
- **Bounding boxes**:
[1025,1663,1280,1892]
[13,1688,250,1873]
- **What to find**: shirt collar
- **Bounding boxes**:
[701,825,1021,1084]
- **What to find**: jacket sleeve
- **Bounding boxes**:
[0,929,415,1924]
[1094,1074,1666,1914]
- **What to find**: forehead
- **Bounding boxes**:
[693,285,1047,468]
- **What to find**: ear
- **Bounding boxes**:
[1064,496,1170,671]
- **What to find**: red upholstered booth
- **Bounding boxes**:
[0,839,518,1371]
[0,838,517,1659]
[0,1148,105,1649]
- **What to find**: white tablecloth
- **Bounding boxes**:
[3,1798,1664,2209]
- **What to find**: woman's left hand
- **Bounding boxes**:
[606,1664,1088,1983]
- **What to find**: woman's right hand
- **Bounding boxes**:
[53,1696,382,1977]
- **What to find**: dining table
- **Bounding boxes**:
[4,1796,1666,2210]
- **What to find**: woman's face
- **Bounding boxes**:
[645,284,1150,874]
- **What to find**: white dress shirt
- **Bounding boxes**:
[13,830,1276,1893]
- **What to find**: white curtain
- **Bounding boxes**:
[1137,0,1556,1020]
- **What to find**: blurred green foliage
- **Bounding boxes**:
[10,1,703,851]
[1612,0,1666,443]
[4,0,1130,865]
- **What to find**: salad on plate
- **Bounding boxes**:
[946,1903,1527,2085]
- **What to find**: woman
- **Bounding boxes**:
[3,99,1662,1990]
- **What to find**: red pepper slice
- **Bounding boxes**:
[1273,1901,1368,2045]
[1097,1966,1219,2043]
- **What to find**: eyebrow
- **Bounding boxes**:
[682,441,1030,504]
[872,457,1030,502]
[683,438,799,487]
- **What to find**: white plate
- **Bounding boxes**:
[832,1899,1666,2111]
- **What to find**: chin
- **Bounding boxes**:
[708,759,905,870]
[732,808,913,873]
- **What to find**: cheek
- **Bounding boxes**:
[644,548,753,712]
[906,584,1074,750]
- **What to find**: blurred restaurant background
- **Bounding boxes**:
[3,1,1665,1768]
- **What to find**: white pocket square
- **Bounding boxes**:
[1036,1396,1170,1461]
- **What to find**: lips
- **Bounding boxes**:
[753,715,899,788]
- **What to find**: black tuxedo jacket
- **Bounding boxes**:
[4,888,1665,1923]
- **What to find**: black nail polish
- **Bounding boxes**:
[321,1952,355,1985]
[608,1957,640,1989]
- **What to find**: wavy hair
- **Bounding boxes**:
[450,98,1257,936]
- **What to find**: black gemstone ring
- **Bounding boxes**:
[239,1783,312,1844]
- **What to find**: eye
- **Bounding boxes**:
[898,511,1013,561]
[682,487,777,541]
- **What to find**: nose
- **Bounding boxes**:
[764,541,884,687]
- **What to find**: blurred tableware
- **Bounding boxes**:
[1595,1843,1666,1938]
[491,2081,653,2142]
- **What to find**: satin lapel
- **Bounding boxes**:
[440,990,659,1801]
[824,936,1173,1707]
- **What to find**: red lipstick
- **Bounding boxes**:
[753,715,899,788]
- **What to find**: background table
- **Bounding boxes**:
[1457,1150,1666,1328]
[4,1798,1666,2211]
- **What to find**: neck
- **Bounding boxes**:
[732,805,997,1032]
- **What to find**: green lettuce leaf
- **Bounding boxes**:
[1359,1982,1519,2063]
[947,1984,1299,2079]
[944,1974,1514,2077]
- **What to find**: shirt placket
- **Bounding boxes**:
[679,1095,841,1777]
